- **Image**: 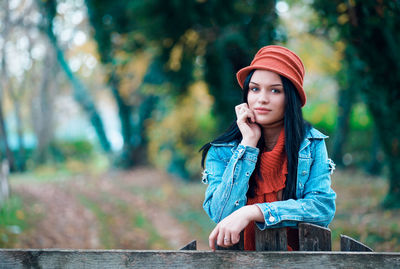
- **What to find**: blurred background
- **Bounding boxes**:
[0,0,399,251]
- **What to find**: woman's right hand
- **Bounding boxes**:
[235,103,261,148]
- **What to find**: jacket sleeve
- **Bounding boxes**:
[255,138,336,229]
[202,144,259,223]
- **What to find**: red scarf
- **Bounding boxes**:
[244,128,298,251]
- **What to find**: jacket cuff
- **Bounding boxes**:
[237,144,259,163]
[254,203,280,230]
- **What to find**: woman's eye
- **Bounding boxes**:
[272,88,281,93]
[250,87,259,92]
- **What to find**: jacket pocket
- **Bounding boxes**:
[297,157,312,198]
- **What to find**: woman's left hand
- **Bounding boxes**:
[208,205,263,250]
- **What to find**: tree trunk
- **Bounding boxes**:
[0,1,16,171]
[130,94,158,165]
[32,50,55,164]
[384,154,400,208]
[366,87,400,208]
[366,129,382,175]
[7,58,31,171]
[108,70,135,167]
[9,90,26,171]
[37,0,111,153]
[0,106,15,170]
[331,87,354,167]
[375,115,400,208]
[47,31,112,153]
[0,160,10,209]
[129,59,166,165]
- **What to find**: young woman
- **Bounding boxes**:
[200,45,336,251]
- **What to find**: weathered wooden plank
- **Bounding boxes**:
[255,227,287,251]
[216,231,244,250]
[179,240,197,250]
[0,250,399,269]
[340,235,373,252]
[299,223,331,251]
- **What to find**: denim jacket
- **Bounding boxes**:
[202,127,336,230]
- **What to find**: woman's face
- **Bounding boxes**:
[247,70,285,127]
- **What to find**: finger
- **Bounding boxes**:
[235,106,242,118]
[231,232,240,244]
[235,105,246,118]
[236,103,248,113]
[209,227,218,251]
[217,227,225,247]
[223,232,232,247]
[238,103,248,108]
[238,109,252,123]
[249,110,256,123]
[235,104,245,113]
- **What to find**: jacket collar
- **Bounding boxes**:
[210,127,328,148]
[210,141,238,147]
[300,127,328,152]
[306,127,328,139]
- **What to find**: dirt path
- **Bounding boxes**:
[14,184,100,249]
[12,167,208,250]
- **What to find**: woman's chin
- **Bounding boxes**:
[256,118,284,128]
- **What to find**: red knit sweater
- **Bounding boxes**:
[244,128,298,251]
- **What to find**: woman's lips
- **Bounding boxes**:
[254,108,272,114]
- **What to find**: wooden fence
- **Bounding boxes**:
[214,223,373,252]
[1,223,399,268]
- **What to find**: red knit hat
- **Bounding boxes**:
[236,45,306,106]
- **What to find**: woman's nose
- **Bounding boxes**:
[258,90,270,103]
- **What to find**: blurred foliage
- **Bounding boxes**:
[147,81,216,179]
[50,139,94,162]
[303,102,337,134]
[84,0,280,175]
[276,2,378,169]
[2,0,396,190]
[311,0,400,207]
[0,196,26,248]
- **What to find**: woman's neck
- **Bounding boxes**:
[262,122,284,151]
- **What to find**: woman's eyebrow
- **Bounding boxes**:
[249,81,282,87]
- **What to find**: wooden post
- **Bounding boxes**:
[299,223,331,251]
[340,235,373,252]
[179,240,197,250]
[255,226,287,251]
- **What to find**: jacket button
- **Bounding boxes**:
[238,148,244,153]
[302,171,307,176]
[269,215,275,222]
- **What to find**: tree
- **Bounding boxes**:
[0,0,18,171]
[84,0,279,173]
[126,0,279,127]
[312,0,400,208]
[329,48,358,168]
[36,0,112,154]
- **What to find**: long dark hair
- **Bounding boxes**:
[200,70,309,200]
